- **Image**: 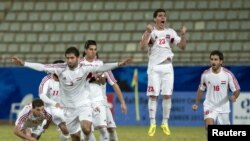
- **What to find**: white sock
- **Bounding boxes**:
[89,132,96,141]
[81,131,91,141]
[80,131,85,141]
[148,98,157,125]
[162,99,171,125]
[60,133,69,141]
[99,128,109,141]
[109,129,118,141]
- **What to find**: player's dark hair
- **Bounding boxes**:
[210,50,224,60]
[83,40,99,58]
[32,99,44,109]
[153,9,166,18]
[65,46,80,57]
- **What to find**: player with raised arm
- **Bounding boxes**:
[38,60,69,141]
[12,46,131,141]
[139,9,187,136]
[14,99,52,141]
[192,50,240,139]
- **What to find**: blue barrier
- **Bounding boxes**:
[112,92,204,126]
[0,67,46,119]
[0,66,249,126]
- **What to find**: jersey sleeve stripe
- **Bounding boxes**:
[39,75,51,94]
[107,71,117,83]
[223,68,241,90]
[17,111,31,128]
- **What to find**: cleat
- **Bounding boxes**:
[161,124,171,135]
[148,124,156,137]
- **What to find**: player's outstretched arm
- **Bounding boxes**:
[85,58,132,74]
[118,58,132,67]
[12,56,45,71]
[12,56,25,66]
[12,56,58,73]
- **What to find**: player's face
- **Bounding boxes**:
[85,45,97,60]
[32,106,44,117]
[154,12,167,29]
[210,55,222,72]
[65,53,79,69]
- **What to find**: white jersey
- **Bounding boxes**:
[102,71,117,105]
[39,75,60,107]
[15,104,52,130]
[199,67,240,113]
[147,27,181,67]
[24,62,118,108]
[80,58,104,102]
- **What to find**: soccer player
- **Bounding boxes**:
[103,71,127,141]
[38,59,70,141]
[192,50,240,137]
[14,99,52,141]
[81,40,127,141]
[12,47,131,141]
[81,40,110,141]
[139,9,187,136]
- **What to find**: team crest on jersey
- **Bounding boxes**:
[221,81,226,84]
[204,110,209,115]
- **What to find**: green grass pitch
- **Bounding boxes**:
[0,124,206,141]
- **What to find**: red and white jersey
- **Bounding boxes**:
[24,61,118,108]
[15,104,52,130]
[199,67,240,113]
[39,75,60,107]
[80,58,104,102]
[146,27,181,67]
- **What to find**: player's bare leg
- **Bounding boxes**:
[58,122,70,141]
[107,127,118,141]
[80,130,96,141]
[70,131,81,141]
[161,95,171,135]
[80,120,92,141]
[205,118,214,140]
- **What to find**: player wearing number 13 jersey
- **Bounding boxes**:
[139,9,187,136]
[192,50,240,138]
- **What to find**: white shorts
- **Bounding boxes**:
[204,110,230,125]
[92,101,107,128]
[64,105,93,134]
[147,64,174,96]
[106,106,116,128]
[48,107,65,125]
